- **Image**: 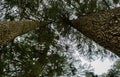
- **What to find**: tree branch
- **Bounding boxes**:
[0,20,47,46]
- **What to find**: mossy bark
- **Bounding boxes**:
[71,7,120,57]
[0,20,46,46]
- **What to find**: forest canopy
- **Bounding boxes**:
[0,0,120,77]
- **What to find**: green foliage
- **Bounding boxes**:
[0,0,118,77]
[85,72,98,77]
[113,0,120,4]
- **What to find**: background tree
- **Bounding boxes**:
[0,0,120,77]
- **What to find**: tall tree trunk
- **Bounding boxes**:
[0,7,120,57]
[0,20,46,46]
[71,7,120,57]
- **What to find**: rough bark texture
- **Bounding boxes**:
[0,20,46,46]
[0,7,120,57]
[71,7,120,57]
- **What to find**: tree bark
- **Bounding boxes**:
[0,20,46,46]
[0,7,120,57]
[71,7,120,57]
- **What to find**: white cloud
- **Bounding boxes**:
[91,58,115,75]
